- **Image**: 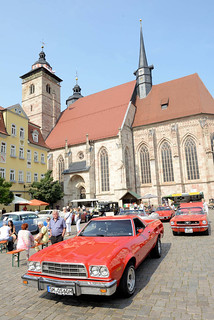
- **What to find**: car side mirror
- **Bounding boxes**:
[137,228,144,234]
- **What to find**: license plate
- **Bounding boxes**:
[185,228,193,233]
[47,286,74,295]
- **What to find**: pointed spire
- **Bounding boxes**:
[138,19,148,68]
[135,19,154,99]
[66,73,83,107]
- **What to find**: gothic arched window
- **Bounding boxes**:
[100,148,110,192]
[140,145,151,184]
[29,84,35,94]
[210,133,214,163]
[184,137,200,180]
[57,155,64,183]
[161,141,174,182]
[125,148,131,189]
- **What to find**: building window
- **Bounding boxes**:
[41,153,45,164]
[10,169,15,182]
[27,150,31,161]
[161,141,174,182]
[34,173,38,182]
[10,145,16,157]
[18,170,24,183]
[184,137,200,180]
[19,147,24,159]
[57,155,64,183]
[30,105,33,112]
[140,145,151,184]
[100,148,110,192]
[11,124,16,136]
[29,84,35,94]
[125,148,131,189]
[26,171,31,183]
[41,173,45,179]
[32,131,38,143]
[20,128,25,140]
[211,133,214,163]
[34,151,39,162]
[0,168,6,179]
[46,84,51,94]
[1,142,6,154]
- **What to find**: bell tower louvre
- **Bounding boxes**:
[20,46,63,139]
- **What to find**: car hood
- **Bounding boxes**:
[172,214,206,221]
[30,236,130,265]
[157,211,171,216]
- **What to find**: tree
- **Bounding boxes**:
[29,170,63,208]
[0,177,14,205]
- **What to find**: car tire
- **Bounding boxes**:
[119,262,136,297]
[204,225,210,236]
[172,231,178,236]
[150,237,162,258]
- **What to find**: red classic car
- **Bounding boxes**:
[22,215,164,297]
[170,206,210,235]
[155,206,175,221]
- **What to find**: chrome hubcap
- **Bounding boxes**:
[127,267,135,292]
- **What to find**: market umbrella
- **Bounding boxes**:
[29,199,49,206]
[141,193,158,205]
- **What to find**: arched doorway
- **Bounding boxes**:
[67,175,86,200]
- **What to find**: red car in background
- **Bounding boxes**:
[170,206,210,235]
[155,206,175,221]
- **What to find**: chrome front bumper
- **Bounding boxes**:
[22,274,117,296]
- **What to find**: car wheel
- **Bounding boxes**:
[204,225,210,236]
[119,262,136,297]
[150,237,162,258]
[172,231,178,236]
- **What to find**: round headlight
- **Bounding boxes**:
[28,261,41,272]
[90,266,99,276]
[202,220,207,225]
[100,266,109,277]
[171,221,174,225]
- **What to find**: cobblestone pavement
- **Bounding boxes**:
[0,213,214,320]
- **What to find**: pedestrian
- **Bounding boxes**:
[49,210,66,244]
[202,199,209,216]
[0,221,13,242]
[64,207,72,236]
[17,223,35,260]
[34,222,49,252]
[7,220,17,251]
[75,209,81,233]
[2,208,6,214]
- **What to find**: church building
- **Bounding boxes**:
[21,23,214,206]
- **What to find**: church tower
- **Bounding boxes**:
[135,20,154,99]
[20,47,63,139]
[66,75,83,107]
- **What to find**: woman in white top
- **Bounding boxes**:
[64,207,72,236]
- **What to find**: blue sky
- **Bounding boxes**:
[0,0,213,110]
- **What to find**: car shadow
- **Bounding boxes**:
[39,242,171,308]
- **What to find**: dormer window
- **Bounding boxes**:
[32,130,39,143]
[46,84,51,94]
[160,97,169,110]
[29,84,35,94]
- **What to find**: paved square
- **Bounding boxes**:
[0,214,213,320]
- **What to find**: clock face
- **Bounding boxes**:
[78,151,84,160]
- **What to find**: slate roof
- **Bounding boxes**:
[133,73,214,128]
[63,160,90,174]
[46,80,136,149]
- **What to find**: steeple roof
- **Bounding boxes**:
[138,20,148,68]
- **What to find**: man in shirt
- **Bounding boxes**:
[49,210,66,244]
[0,221,13,241]
[34,221,49,251]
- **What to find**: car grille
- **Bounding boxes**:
[42,262,88,278]
[177,221,199,225]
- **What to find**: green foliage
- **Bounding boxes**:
[0,177,14,205]
[29,170,63,207]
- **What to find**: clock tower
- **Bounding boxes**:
[20,47,63,139]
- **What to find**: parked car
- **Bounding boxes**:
[22,215,164,297]
[170,206,210,235]
[155,206,175,221]
[0,212,39,233]
[39,210,61,219]
[120,209,159,220]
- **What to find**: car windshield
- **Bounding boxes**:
[79,219,133,237]
[156,207,171,211]
[1,214,20,221]
[120,210,146,216]
[176,207,204,215]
